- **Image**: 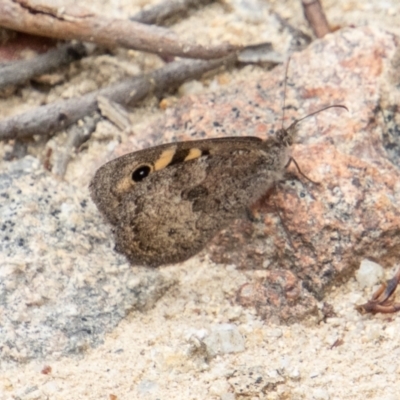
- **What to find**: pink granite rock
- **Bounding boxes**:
[102,27,400,322]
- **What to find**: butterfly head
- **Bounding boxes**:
[275,122,298,147]
[276,104,348,147]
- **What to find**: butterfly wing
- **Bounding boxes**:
[90,137,286,266]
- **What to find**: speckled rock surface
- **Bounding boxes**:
[0,156,175,362]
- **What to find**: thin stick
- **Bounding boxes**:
[271,12,311,51]
[0,0,216,90]
[52,113,101,177]
[356,267,400,314]
[0,0,238,60]
[131,0,215,25]
[0,54,237,141]
[0,42,87,90]
[301,0,331,38]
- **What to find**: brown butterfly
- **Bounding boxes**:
[90,105,346,267]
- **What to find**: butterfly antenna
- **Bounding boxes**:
[281,57,291,131]
[292,104,349,129]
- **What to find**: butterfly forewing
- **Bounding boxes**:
[90,136,288,266]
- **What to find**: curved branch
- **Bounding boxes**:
[0,0,238,59]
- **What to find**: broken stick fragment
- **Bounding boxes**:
[356,267,400,314]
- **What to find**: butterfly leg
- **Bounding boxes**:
[246,184,296,249]
[245,206,260,222]
[274,204,295,249]
[269,184,295,250]
[285,156,320,185]
[355,266,400,314]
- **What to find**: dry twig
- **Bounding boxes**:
[0,42,87,90]
[356,267,400,314]
[0,0,217,89]
[0,54,237,141]
[131,0,215,25]
[271,11,311,51]
[301,0,330,38]
[51,113,101,177]
[0,0,238,59]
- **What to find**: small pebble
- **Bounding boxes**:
[203,324,245,357]
[265,328,283,338]
[312,388,330,400]
[208,379,230,396]
[137,380,158,394]
[179,80,204,96]
[220,393,235,400]
[288,368,301,381]
[355,259,384,289]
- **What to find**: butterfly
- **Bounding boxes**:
[90,105,346,267]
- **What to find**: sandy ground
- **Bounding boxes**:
[1,1,400,399]
[3,259,400,399]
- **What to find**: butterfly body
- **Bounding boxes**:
[90,134,291,267]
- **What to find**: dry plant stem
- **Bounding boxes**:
[131,0,215,25]
[301,0,330,38]
[52,113,101,177]
[0,0,237,59]
[0,42,87,90]
[271,11,311,51]
[0,54,237,141]
[356,267,400,314]
[97,96,131,131]
[0,0,214,90]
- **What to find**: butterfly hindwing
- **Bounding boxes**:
[90,136,287,266]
